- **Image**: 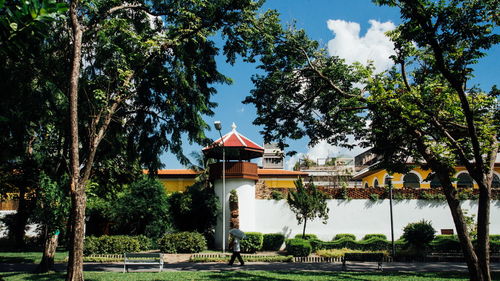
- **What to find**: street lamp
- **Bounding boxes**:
[214,121,226,253]
[387,175,395,258]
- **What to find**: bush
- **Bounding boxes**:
[430,236,461,253]
[491,240,500,253]
[402,220,436,250]
[285,238,312,257]
[294,233,318,240]
[311,237,358,252]
[262,233,285,251]
[490,235,500,241]
[316,248,388,259]
[270,190,284,200]
[363,234,387,240]
[240,232,263,253]
[358,237,390,251]
[84,235,141,255]
[135,235,153,251]
[333,234,356,241]
[158,232,207,253]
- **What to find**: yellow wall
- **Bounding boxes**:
[158,178,196,193]
[263,178,299,188]
[361,167,500,189]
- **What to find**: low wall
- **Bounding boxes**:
[251,199,500,241]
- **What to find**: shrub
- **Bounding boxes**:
[84,235,141,255]
[311,237,358,252]
[491,240,500,253]
[430,236,461,253]
[240,232,263,253]
[358,237,390,251]
[285,238,312,257]
[402,220,436,250]
[135,235,153,251]
[316,248,388,258]
[158,232,207,253]
[262,233,285,251]
[369,193,379,201]
[333,234,356,241]
[270,190,284,200]
[490,235,500,241]
[363,234,387,240]
[294,233,318,240]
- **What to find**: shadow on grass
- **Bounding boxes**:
[0,272,66,281]
[0,257,37,264]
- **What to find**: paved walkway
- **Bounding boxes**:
[1,261,500,273]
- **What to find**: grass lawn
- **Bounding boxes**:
[1,271,500,281]
[0,251,68,264]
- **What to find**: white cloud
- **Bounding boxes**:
[327,19,396,73]
[285,139,367,170]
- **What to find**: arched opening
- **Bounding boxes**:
[364,182,369,189]
[492,174,500,189]
[430,174,441,188]
[403,173,420,188]
[374,179,379,188]
[457,173,473,188]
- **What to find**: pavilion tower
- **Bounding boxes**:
[203,123,264,249]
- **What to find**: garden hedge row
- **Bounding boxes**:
[84,235,152,255]
[240,232,263,253]
[158,232,207,253]
[310,237,404,252]
[262,233,285,251]
[285,238,312,257]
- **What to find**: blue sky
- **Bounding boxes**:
[161,0,500,170]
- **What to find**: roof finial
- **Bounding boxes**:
[231,122,237,131]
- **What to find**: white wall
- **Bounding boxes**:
[253,199,500,241]
[213,178,256,249]
[0,210,39,238]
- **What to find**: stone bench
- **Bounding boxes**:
[341,253,384,271]
[123,253,164,273]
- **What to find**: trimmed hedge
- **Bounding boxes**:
[84,235,141,255]
[294,234,318,240]
[285,238,312,257]
[158,232,207,253]
[190,255,293,263]
[262,233,285,251]
[490,235,500,241]
[333,234,356,241]
[363,234,387,240]
[240,232,263,253]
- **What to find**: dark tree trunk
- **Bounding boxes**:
[36,226,59,273]
[475,176,492,281]
[13,185,28,249]
[302,219,307,239]
[66,0,84,279]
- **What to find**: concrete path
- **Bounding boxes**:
[1,262,500,273]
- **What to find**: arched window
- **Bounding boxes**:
[403,173,420,188]
[374,179,379,188]
[364,182,369,189]
[430,174,441,188]
[457,173,473,188]
[492,174,500,189]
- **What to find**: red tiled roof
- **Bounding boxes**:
[203,123,264,152]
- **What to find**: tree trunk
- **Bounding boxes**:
[67,0,84,279]
[36,226,59,273]
[475,177,491,281]
[13,185,28,249]
[302,219,307,239]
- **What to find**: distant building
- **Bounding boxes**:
[296,156,357,187]
[262,143,284,169]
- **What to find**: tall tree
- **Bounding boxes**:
[244,1,498,280]
[287,180,329,239]
[64,0,275,279]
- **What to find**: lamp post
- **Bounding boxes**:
[214,121,225,253]
[387,175,395,258]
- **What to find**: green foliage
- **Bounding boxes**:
[419,191,446,201]
[287,180,329,238]
[311,237,390,252]
[262,233,285,251]
[83,236,143,255]
[190,255,293,263]
[402,220,436,250]
[33,173,70,235]
[285,238,312,257]
[109,176,171,238]
[429,236,461,253]
[294,234,318,240]
[363,234,387,240]
[157,232,207,254]
[316,248,388,259]
[333,234,356,241]
[240,232,263,253]
[168,181,220,240]
[270,190,284,200]
[369,193,380,201]
[490,235,500,241]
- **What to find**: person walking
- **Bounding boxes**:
[228,233,244,266]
